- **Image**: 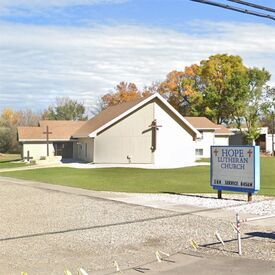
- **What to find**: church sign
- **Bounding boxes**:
[211,146,260,193]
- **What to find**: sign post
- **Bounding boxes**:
[211,146,260,201]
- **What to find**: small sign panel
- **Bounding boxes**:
[211,146,260,193]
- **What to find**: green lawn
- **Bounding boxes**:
[0,154,21,162]
[0,154,28,169]
[1,157,274,195]
[196,158,210,163]
[0,162,28,169]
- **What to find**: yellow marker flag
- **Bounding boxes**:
[64,269,73,275]
[78,267,89,275]
[190,239,199,250]
[155,251,162,263]
[113,260,120,272]
[215,231,225,246]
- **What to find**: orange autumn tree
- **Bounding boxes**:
[0,108,21,127]
[100,82,149,109]
[0,108,41,153]
[158,64,202,116]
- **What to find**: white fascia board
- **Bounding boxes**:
[214,133,234,136]
[196,127,221,130]
[72,135,90,138]
[197,128,219,131]
[153,94,202,138]
[19,139,72,142]
[88,93,201,138]
[88,93,157,138]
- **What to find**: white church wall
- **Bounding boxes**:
[195,130,215,158]
[94,103,154,164]
[153,102,196,167]
[22,142,54,160]
[76,138,94,162]
[266,134,275,154]
[214,136,229,146]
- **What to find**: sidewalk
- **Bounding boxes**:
[0,161,210,173]
[124,252,275,275]
[0,163,63,173]
[96,191,275,229]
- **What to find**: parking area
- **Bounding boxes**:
[0,176,274,274]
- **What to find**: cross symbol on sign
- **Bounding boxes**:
[214,149,219,156]
[247,149,253,157]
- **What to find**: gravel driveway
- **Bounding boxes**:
[0,177,274,274]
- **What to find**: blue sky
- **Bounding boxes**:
[1,0,274,27]
[0,0,274,113]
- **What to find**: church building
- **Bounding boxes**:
[18,93,201,168]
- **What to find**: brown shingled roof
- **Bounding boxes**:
[215,124,232,135]
[184,117,219,130]
[18,94,201,141]
[18,120,86,141]
[184,117,232,136]
[73,96,150,137]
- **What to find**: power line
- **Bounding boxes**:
[227,0,275,13]
[190,0,275,21]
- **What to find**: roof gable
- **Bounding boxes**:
[73,96,149,138]
[215,124,233,136]
[73,93,200,139]
[184,117,219,130]
[184,116,233,136]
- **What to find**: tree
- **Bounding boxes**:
[260,87,275,133]
[142,81,159,97]
[158,65,202,116]
[157,55,251,122]
[238,68,271,144]
[0,108,22,153]
[199,54,248,124]
[95,54,272,137]
[0,108,20,128]
[42,97,87,121]
[17,109,41,126]
[100,82,145,110]
[0,127,13,153]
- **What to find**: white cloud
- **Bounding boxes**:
[0,21,274,112]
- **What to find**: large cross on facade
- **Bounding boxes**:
[148,119,162,152]
[43,126,52,157]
